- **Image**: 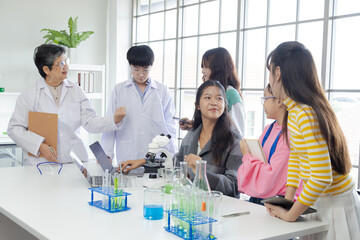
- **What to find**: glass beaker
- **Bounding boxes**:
[208,190,223,224]
[193,160,211,192]
[143,186,164,220]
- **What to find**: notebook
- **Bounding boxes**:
[245,139,267,163]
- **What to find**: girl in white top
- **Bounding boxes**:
[180,47,245,138]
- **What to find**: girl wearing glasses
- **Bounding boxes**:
[8,44,125,165]
[237,84,302,204]
[264,41,360,239]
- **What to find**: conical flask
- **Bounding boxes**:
[193,160,211,192]
[174,161,193,189]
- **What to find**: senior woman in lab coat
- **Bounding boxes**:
[7,44,125,165]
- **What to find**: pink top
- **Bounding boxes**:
[237,122,302,199]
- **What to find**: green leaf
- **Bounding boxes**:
[77,31,94,46]
[40,16,93,48]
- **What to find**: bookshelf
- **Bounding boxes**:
[69,64,106,116]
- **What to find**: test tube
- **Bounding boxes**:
[119,173,124,208]
[201,201,209,240]
[114,173,119,209]
[102,169,109,209]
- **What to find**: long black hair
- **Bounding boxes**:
[192,80,234,165]
[201,47,242,97]
[267,41,351,175]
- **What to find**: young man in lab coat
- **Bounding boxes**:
[101,45,177,167]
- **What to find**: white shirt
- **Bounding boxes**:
[226,86,246,138]
[101,78,177,164]
[7,79,119,165]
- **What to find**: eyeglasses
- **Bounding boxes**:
[261,96,276,105]
[54,58,70,68]
[130,66,151,75]
[37,162,63,175]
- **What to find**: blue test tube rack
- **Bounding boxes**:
[164,209,217,240]
[88,187,131,213]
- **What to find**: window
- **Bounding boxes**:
[132,0,360,187]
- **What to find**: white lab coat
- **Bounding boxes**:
[101,78,177,164]
[7,79,119,165]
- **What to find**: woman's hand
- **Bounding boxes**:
[239,139,251,155]
[39,143,58,162]
[264,203,291,221]
[184,154,201,173]
[179,118,193,130]
[118,159,146,173]
[114,106,127,124]
[265,200,308,222]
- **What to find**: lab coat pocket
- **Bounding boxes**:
[67,103,81,126]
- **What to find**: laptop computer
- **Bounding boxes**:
[89,141,117,175]
[88,141,144,177]
[70,151,103,187]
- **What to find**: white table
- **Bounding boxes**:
[0,164,328,240]
[0,134,18,167]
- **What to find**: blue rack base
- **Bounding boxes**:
[88,187,131,213]
[164,226,217,240]
[88,200,131,213]
[164,210,217,240]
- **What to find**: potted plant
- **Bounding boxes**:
[41,16,94,61]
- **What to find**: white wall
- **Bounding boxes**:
[0,0,108,92]
[107,0,132,107]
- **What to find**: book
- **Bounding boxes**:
[88,73,94,93]
[84,72,89,92]
[28,112,58,157]
[245,139,267,163]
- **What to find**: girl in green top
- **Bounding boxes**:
[180,47,245,137]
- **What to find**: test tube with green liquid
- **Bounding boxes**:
[114,173,119,209]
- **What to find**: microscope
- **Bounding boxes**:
[143,134,173,174]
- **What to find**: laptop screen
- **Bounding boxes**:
[89,141,115,174]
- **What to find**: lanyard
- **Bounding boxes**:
[261,121,281,164]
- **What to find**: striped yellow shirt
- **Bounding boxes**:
[284,98,353,206]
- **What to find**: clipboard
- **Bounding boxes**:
[245,139,267,163]
[28,111,58,157]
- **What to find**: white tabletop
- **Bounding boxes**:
[0,134,15,146]
[0,164,328,240]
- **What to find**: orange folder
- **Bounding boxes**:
[28,112,58,157]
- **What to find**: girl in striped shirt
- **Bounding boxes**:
[264,41,360,239]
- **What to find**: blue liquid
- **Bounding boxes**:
[143,205,163,220]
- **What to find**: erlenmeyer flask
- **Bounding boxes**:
[193,160,211,192]
[174,161,193,189]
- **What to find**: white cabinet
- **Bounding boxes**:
[69,64,106,116]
